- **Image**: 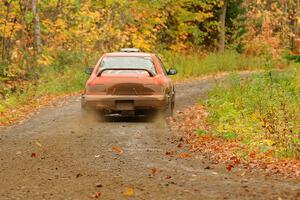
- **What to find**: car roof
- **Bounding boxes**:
[104,52,154,57]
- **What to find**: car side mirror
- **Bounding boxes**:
[167,68,177,75]
[85,68,94,75]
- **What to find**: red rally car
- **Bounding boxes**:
[81,48,177,118]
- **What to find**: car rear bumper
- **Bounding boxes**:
[82,94,168,111]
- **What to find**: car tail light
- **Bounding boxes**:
[86,84,106,94]
[144,84,164,94]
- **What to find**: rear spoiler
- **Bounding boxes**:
[97,68,155,77]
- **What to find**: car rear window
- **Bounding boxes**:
[100,56,156,74]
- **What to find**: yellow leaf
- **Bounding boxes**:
[35,141,42,148]
[123,187,134,196]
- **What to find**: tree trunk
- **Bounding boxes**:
[266,0,272,11]
[218,0,228,53]
[32,0,42,54]
[290,0,299,51]
[1,1,11,61]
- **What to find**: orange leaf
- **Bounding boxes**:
[151,167,157,176]
[179,153,192,158]
[112,146,123,155]
[249,152,256,159]
[92,192,102,198]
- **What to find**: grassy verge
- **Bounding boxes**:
[203,67,300,158]
[162,51,287,80]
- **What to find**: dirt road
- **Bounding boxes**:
[0,77,299,200]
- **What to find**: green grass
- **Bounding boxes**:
[204,67,300,158]
[35,50,99,95]
[161,51,277,79]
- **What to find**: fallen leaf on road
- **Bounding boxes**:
[91,192,102,198]
[212,172,218,175]
[31,152,36,157]
[123,187,134,196]
[150,167,157,176]
[240,171,246,177]
[35,141,42,147]
[165,151,176,156]
[165,175,172,179]
[95,155,100,158]
[112,146,123,155]
[226,164,234,172]
[177,143,183,148]
[179,153,192,158]
[95,183,103,188]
